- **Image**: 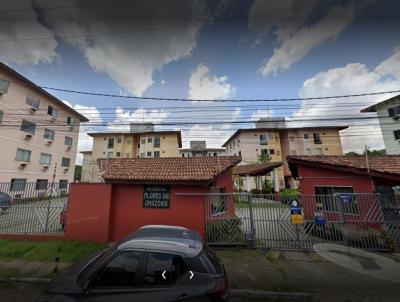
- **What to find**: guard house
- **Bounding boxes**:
[65,156,241,243]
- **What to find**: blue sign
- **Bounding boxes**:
[315,215,326,225]
[290,207,302,215]
[340,194,353,203]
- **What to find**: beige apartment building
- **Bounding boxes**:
[179,140,226,157]
[81,130,182,182]
[223,124,347,189]
[0,62,88,188]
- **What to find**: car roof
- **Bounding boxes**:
[117,225,203,257]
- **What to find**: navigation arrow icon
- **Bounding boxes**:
[189,270,194,280]
[162,270,166,279]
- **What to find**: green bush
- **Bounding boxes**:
[206,217,244,244]
[280,188,300,204]
[250,189,262,194]
[262,180,274,194]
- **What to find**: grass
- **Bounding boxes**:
[0,240,108,263]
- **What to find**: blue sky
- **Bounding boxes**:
[1,0,400,161]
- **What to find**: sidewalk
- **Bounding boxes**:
[217,248,400,302]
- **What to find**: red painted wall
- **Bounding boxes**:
[65,183,113,243]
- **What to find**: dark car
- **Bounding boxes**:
[39,225,229,302]
[0,192,12,214]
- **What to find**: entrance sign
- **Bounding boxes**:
[290,199,303,224]
[143,186,170,208]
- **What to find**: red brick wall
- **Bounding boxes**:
[65,183,113,243]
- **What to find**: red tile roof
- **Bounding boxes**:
[235,162,283,176]
[98,156,241,184]
[287,155,400,180]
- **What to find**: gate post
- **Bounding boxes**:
[335,193,348,247]
[248,193,256,248]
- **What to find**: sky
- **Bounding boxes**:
[1,0,400,163]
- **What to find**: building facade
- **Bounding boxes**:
[223,125,346,188]
[361,95,400,155]
[0,62,88,187]
[179,140,226,157]
[82,130,182,182]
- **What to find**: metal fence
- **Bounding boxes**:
[0,182,70,234]
[204,193,400,251]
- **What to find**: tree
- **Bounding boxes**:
[74,165,82,181]
[258,151,271,163]
[345,151,360,156]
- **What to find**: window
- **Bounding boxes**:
[44,128,55,141]
[260,134,267,145]
[127,139,131,145]
[388,106,400,118]
[268,133,274,140]
[59,180,68,190]
[116,152,121,157]
[315,148,323,156]
[0,79,10,94]
[147,137,153,143]
[394,130,400,140]
[269,149,275,155]
[261,149,269,157]
[61,157,70,167]
[305,148,312,155]
[0,110,3,125]
[141,139,145,144]
[153,137,160,148]
[147,151,152,157]
[304,133,309,139]
[16,148,31,162]
[64,136,73,146]
[313,133,322,144]
[315,186,358,214]
[107,138,114,148]
[21,119,36,135]
[39,153,52,165]
[140,153,145,158]
[66,116,75,126]
[154,151,160,158]
[117,138,122,143]
[238,150,241,156]
[47,106,58,118]
[93,251,143,288]
[35,179,48,190]
[10,179,26,191]
[107,152,113,159]
[144,252,187,286]
[26,94,40,109]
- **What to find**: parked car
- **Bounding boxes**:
[60,204,67,229]
[39,225,229,302]
[0,192,12,214]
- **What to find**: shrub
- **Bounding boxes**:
[262,180,274,194]
[280,188,300,204]
[206,217,244,244]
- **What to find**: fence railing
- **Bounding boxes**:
[205,193,400,251]
[0,182,70,234]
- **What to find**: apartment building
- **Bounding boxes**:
[0,62,88,188]
[179,140,226,157]
[82,130,182,182]
[361,95,400,155]
[223,124,347,188]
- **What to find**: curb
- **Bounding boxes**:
[0,277,51,284]
[230,289,313,302]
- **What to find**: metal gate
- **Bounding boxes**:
[0,182,70,234]
[205,193,400,251]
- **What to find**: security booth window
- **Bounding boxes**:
[210,187,227,216]
[315,186,358,214]
[92,251,143,287]
[144,252,187,286]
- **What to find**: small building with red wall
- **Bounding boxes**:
[287,155,400,221]
[65,156,241,243]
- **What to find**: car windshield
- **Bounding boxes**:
[77,247,113,285]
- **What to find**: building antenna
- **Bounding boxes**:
[364,145,370,173]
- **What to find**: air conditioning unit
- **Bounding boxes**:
[50,116,57,122]
[24,134,33,140]
[64,168,69,172]
[29,107,37,113]
[66,146,71,151]
[47,140,53,145]
[19,163,28,168]
[69,125,74,131]
[42,165,50,170]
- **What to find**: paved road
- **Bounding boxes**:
[0,282,46,302]
[0,198,67,233]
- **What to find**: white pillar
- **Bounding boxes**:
[246,175,251,192]
[273,168,280,193]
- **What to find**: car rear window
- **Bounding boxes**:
[185,247,222,275]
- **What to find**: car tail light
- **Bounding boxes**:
[208,277,229,301]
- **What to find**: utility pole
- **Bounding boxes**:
[364,145,370,173]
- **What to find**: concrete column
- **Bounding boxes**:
[246,175,251,192]
[273,168,280,193]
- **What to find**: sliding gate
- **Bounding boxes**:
[204,193,400,251]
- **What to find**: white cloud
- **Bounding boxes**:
[0,1,58,65]
[188,63,236,100]
[37,0,205,96]
[260,4,356,76]
[62,100,102,164]
[107,107,170,132]
[375,48,400,79]
[251,109,274,121]
[293,49,400,152]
